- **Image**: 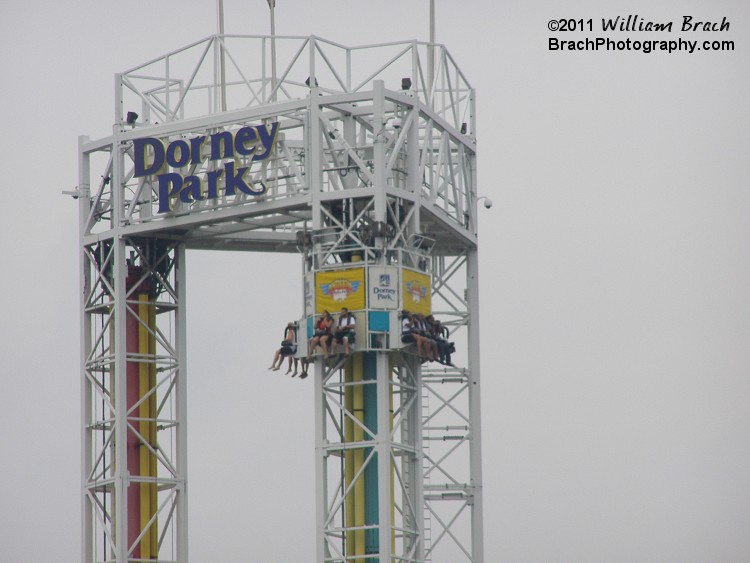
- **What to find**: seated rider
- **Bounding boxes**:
[307,310,333,360]
[428,315,454,366]
[269,322,299,374]
[334,307,356,355]
[415,313,438,361]
[401,311,428,360]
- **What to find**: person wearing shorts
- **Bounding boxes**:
[269,322,298,373]
[333,307,356,355]
[307,310,333,360]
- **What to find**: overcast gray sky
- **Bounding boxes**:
[1,1,749,561]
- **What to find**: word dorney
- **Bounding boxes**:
[132,123,279,213]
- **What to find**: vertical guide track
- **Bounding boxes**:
[333,352,397,562]
[127,275,158,558]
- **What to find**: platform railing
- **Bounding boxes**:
[118,35,473,132]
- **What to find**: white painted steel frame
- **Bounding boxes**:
[302,81,483,560]
[80,34,483,563]
[80,94,475,254]
[313,351,425,562]
[118,36,471,130]
[80,128,188,562]
[421,249,483,562]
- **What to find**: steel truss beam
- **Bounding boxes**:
[80,235,187,563]
[81,92,476,253]
[315,353,424,562]
[415,247,482,563]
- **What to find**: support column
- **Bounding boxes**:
[376,351,393,562]
[373,81,387,223]
[79,136,93,563]
[406,356,425,561]
[110,124,129,562]
[466,249,484,563]
[362,353,378,560]
[175,244,189,562]
[314,350,328,563]
[112,236,128,563]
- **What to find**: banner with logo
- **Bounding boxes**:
[315,268,366,313]
[402,269,431,316]
[368,266,399,310]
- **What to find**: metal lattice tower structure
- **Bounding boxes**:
[78,34,483,563]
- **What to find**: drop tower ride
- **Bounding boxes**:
[78,34,484,562]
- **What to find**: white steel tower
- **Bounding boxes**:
[78,34,483,562]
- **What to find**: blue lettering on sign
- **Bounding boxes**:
[373,287,396,301]
[133,123,279,213]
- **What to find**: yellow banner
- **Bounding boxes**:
[402,269,431,316]
[316,268,366,313]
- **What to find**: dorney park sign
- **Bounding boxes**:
[132,122,279,213]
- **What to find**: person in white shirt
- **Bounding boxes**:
[334,307,356,355]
